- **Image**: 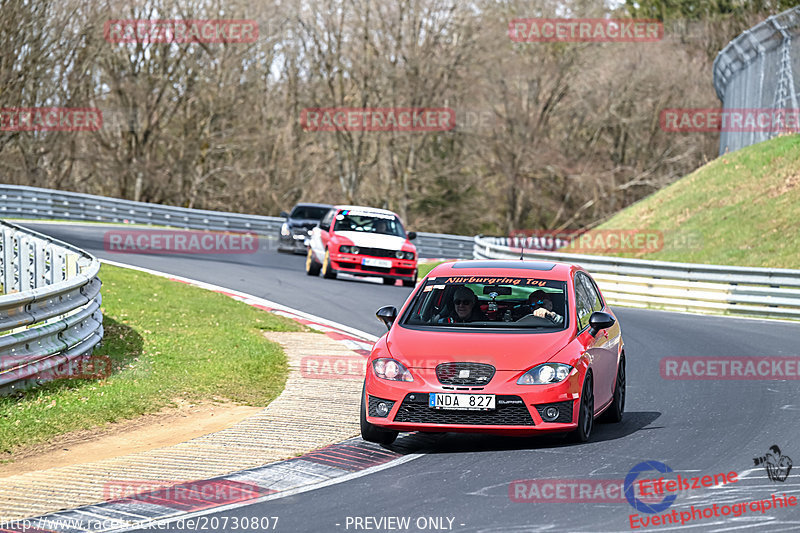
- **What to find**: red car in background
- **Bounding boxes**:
[361,260,625,444]
[305,205,418,287]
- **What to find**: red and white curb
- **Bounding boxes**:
[0,438,426,533]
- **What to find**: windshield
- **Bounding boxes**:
[401,276,568,329]
[290,205,331,220]
[333,210,406,237]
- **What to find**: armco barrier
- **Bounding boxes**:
[0,184,474,259]
[475,235,800,321]
[0,220,103,395]
[4,184,799,322]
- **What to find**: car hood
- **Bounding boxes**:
[336,231,409,250]
[385,325,572,371]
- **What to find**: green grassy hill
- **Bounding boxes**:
[593,135,800,268]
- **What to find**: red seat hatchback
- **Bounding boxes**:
[361,260,625,445]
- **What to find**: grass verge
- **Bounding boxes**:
[593,135,800,268]
[418,261,445,278]
[0,263,303,458]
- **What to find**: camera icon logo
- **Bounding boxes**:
[753,445,793,482]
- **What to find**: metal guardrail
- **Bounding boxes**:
[475,236,800,321]
[0,184,473,259]
[0,220,103,395]
[3,184,799,323]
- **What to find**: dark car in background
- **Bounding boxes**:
[278,203,334,254]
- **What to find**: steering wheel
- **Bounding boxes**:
[515,314,556,326]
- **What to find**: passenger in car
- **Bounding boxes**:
[374,219,389,234]
[436,286,487,323]
[525,290,564,325]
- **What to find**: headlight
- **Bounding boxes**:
[517,363,573,385]
[280,223,290,236]
[395,250,404,259]
[372,358,413,382]
[351,246,359,254]
[404,251,415,260]
[340,245,350,253]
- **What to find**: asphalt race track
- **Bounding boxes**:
[23,222,800,532]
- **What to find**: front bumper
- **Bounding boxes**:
[278,232,310,253]
[364,368,581,435]
[330,252,417,280]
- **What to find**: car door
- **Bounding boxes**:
[311,208,335,260]
[576,272,618,409]
[574,273,613,412]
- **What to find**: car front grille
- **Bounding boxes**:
[352,247,400,258]
[393,394,534,426]
[436,362,495,386]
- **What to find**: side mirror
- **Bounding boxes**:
[376,306,398,330]
[407,231,417,240]
[280,211,289,218]
[588,311,615,336]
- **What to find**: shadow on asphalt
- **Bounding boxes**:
[379,411,662,455]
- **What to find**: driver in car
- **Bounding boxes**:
[522,290,564,325]
[436,286,487,323]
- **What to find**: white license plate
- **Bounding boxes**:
[362,257,392,268]
[429,393,495,410]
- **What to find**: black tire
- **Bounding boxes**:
[570,373,594,443]
[600,355,625,423]
[383,277,396,285]
[305,248,321,276]
[321,249,336,279]
[402,270,417,288]
[360,383,398,445]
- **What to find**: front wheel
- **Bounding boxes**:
[360,383,398,445]
[383,277,396,285]
[570,373,594,443]
[402,270,417,288]
[600,355,625,423]
[305,248,321,276]
[321,249,336,279]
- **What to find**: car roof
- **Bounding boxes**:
[427,260,578,279]
[333,205,399,217]
[292,202,334,209]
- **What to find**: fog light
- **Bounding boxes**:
[376,402,389,416]
[543,406,559,421]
